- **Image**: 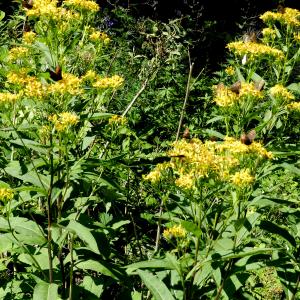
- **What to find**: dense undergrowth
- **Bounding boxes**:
[0,1,299,299]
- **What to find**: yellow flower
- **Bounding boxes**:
[163,224,187,239]
[213,84,239,107]
[89,30,111,44]
[8,47,29,61]
[93,75,124,89]
[143,163,169,184]
[24,78,48,99]
[81,70,98,82]
[0,188,14,202]
[294,33,300,43]
[0,92,22,104]
[64,0,99,12]
[262,28,277,39]
[287,101,300,110]
[231,169,254,187]
[23,31,37,44]
[7,69,31,85]
[227,41,284,62]
[225,66,235,76]
[47,73,83,96]
[260,8,300,27]
[108,115,127,125]
[269,84,295,102]
[49,112,79,132]
[175,174,195,189]
[239,82,264,99]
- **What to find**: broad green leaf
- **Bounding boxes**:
[281,163,300,176]
[10,138,49,154]
[259,220,296,247]
[126,259,173,274]
[137,269,175,300]
[81,276,104,298]
[0,11,5,21]
[33,282,58,300]
[65,220,99,254]
[76,259,122,281]
[82,135,96,151]
[181,220,201,238]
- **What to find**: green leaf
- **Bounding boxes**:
[76,259,122,281]
[0,11,5,21]
[126,259,173,274]
[64,220,99,254]
[260,220,296,247]
[203,129,225,140]
[33,282,58,300]
[10,138,48,154]
[81,276,104,298]
[181,220,201,238]
[281,163,300,176]
[137,269,175,300]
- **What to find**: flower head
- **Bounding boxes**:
[0,188,14,202]
[269,84,295,102]
[231,169,255,187]
[64,0,99,12]
[108,115,127,125]
[260,8,300,27]
[49,112,79,132]
[163,224,187,239]
[93,75,124,89]
[23,31,37,44]
[8,47,29,61]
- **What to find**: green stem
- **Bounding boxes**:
[68,234,74,300]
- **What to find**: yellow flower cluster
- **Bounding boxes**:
[64,0,99,12]
[25,0,79,21]
[262,28,277,39]
[24,78,47,99]
[260,8,300,27]
[269,84,295,101]
[23,31,37,44]
[108,115,127,125]
[81,70,98,82]
[213,82,263,107]
[93,75,124,89]
[225,66,235,76]
[227,41,284,62]
[7,47,29,61]
[89,31,110,44]
[231,169,254,187]
[239,82,264,99]
[143,163,168,184]
[48,73,83,96]
[144,137,272,189]
[0,188,14,202]
[0,92,22,104]
[294,33,300,43]
[48,112,79,132]
[7,69,31,85]
[213,84,239,107]
[287,101,300,112]
[163,224,187,239]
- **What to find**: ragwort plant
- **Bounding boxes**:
[138,6,300,300]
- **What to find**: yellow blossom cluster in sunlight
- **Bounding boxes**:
[48,112,79,132]
[262,28,277,39]
[7,47,29,61]
[260,8,300,27]
[93,75,124,89]
[47,73,83,96]
[0,188,14,202]
[163,224,187,239]
[0,92,22,104]
[108,115,127,125]
[213,84,239,107]
[7,69,31,86]
[64,0,100,12]
[231,169,254,187]
[89,31,110,44]
[213,82,263,107]
[81,70,98,82]
[269,84,295,102]
[287,101,300,112]
[239,82,264,99]
[25,0,79,21]
[144,137,272,189]
[294,33,300,43]
[23,31,37,44]
[225,66,235,76]
[227,41,284,62]
[24,78,47,99]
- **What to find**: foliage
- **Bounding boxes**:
[0,1,299,300]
